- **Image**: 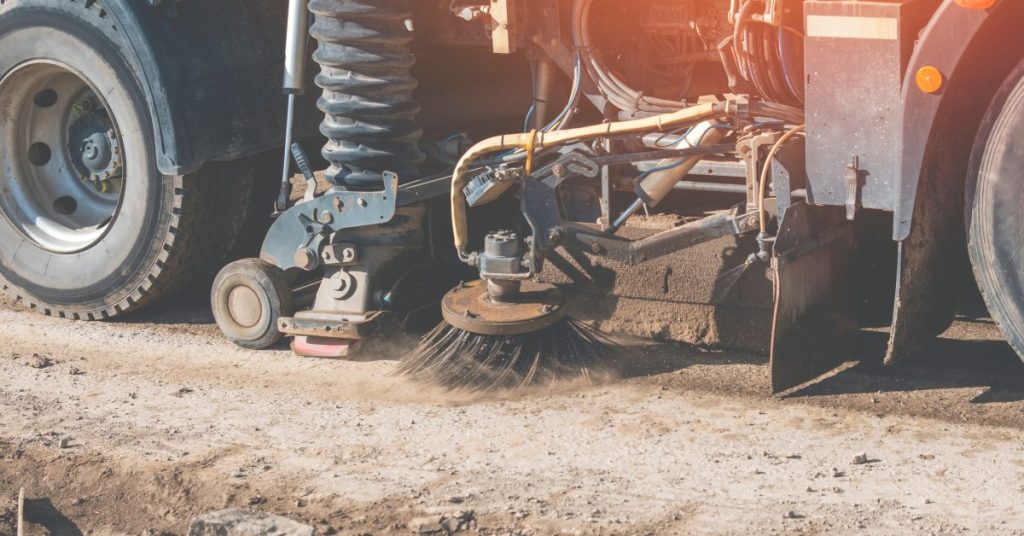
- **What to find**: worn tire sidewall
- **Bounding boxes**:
[967,58,1024,356]
[0,2,169,316]
[211,260,293,350]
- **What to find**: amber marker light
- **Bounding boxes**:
[916,65,944,94]
[954,0,997,9]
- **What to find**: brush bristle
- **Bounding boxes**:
[392,317,616,392]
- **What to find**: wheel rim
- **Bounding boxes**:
[0,60,124,254]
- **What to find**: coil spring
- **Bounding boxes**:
[309,0,425,190]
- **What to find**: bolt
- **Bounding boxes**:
[542,304,556,313]
[82,141,98,160]
[456,6,487,21]
[357,198,368,208]
[333,198,344,211]
[590,243,603,254]
[341,248,356,262]
[293,248,318,270]
[547,228,561,244]
[551,163,566,177]
[320,212,334,224]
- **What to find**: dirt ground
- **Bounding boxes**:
[2,293,1024,536]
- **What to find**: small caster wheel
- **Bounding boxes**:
[211,259,294,350]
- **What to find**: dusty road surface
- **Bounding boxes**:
[3,294,1024,535]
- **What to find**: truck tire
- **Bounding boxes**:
[0,1,272,319]
[967,58,1024,359]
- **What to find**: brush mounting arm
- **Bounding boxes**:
[519,151,761,267]
[554,211,757,266]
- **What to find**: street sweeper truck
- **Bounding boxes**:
[0,0,1021,392]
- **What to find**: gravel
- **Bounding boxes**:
[3,298,1024,534]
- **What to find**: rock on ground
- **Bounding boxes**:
[188,509,313,536]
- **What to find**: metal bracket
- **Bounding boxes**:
[260,172,399,273]
[278,310,387,340]
[490,0,516,54]
[518,151,756,267]
[521,152,601,249]
[536,152,601,187]
[845,156,862,221]
[770,203,856,393]
[755,0,783,25]
[737,130,781,209]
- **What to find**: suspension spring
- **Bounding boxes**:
[309,0,425,190]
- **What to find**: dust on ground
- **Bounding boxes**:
[2,294,1024,535]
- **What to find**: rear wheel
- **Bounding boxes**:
[967,58,1024,359]
[0,0,274,319]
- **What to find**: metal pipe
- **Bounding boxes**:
[567,210,741,266]
[628,211,735,262]
[635,121,726,207]
[610,198,644,231]
[673,181,747,194]
[451,101,723,252]
[277,94,297,212]
[608,121,724,233]
[277,0,310,212]
[642,132,685,148]
[533,60,559,130]
[283,0,309,93]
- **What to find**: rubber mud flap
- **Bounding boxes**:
[887,114,971,365]
[770,203,857,393]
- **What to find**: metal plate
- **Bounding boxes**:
[260,172,399,272]
[803,0,935,212]
[770,203,857,393]
[278,311,385,340]
[441,280,566,336]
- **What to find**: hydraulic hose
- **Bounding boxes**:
[573,0,689,115]
[729,0,803,106]
[450,101,726,253]
[309,0,424,190]
[758,124,805,234]
[750,101,805,125]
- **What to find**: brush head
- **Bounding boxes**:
[393,316,616,392]
[393,279,615,391]
[441,279,567,336]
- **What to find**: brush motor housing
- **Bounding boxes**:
[478,230,527,278]
[478,230,530,303]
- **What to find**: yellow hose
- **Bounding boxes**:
[450,102,721,250]
[758,124,805,234]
